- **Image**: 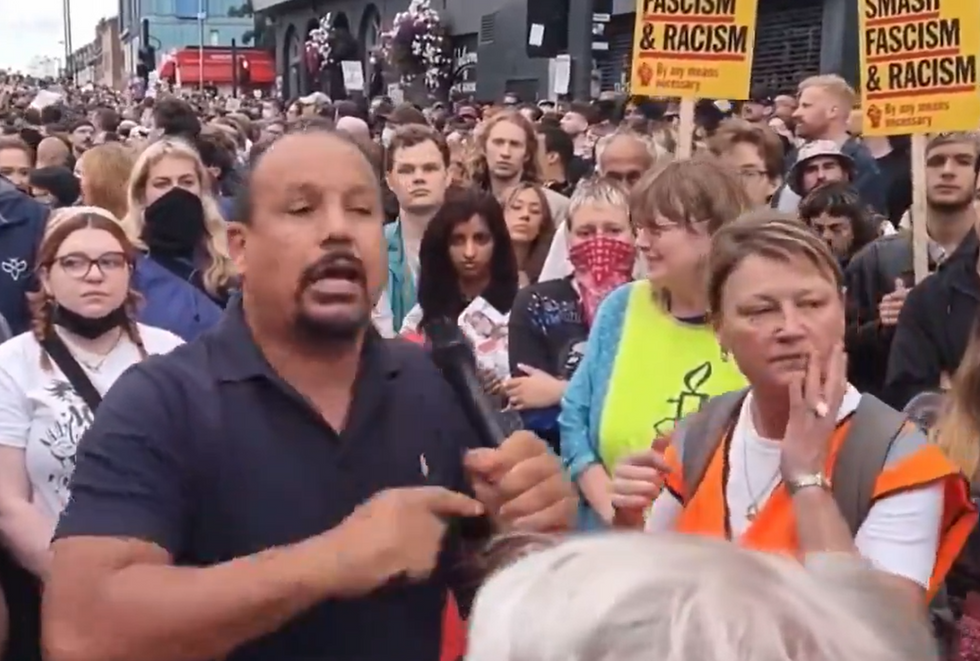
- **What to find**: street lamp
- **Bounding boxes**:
[197,0,205,90]
[63,0,74,83]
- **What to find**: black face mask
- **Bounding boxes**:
[142,187,207,257]
[52,304,128,340]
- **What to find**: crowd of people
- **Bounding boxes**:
[0,68,975,661]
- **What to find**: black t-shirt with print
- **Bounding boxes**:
[508,278,589,380]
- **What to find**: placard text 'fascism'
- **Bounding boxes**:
[630,0,758,99]
[638,0,749,58]
[858,0,980,134]
[863,0,976,97]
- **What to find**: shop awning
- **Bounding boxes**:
[158,47,275,86]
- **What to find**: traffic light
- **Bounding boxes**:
[137,18,155,85]
[239,58,250,86]
[137,46,156,84]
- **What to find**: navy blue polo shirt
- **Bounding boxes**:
[55,301,486,661]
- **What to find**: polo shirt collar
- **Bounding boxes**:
[210,297,402,383]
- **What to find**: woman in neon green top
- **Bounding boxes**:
[559,158,749,528]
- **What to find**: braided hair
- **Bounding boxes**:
[27,207,146,370]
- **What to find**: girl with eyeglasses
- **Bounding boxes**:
[0,207,183,661]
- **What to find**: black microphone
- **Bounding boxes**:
[425,316,520,448]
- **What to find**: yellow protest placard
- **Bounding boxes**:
[629,0,758,99]
[859,0,980,134]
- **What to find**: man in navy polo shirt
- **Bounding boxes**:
[43,129,576,661]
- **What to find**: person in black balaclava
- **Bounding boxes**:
[28,166,80,208]
[141,186,232,307]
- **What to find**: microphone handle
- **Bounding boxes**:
[452,360,508,448]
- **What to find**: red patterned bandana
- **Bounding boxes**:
[568,237,636,326]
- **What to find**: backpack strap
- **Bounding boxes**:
[831,394,907,537]
[679,388,750,500]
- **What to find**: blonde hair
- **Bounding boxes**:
[567,175,630,228]
[78,143,135,221]
[467,533,936,661]
[798,74,857,110]
[122,138,236,298]
[707,210,842,317]
[931,324,980,480]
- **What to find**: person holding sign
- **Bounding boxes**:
[883,132,980,409]
[846,133,980,404]
[777,76,885,215]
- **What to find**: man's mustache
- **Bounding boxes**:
[299,250,367,289]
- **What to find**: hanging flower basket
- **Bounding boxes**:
[304,12,336,72]
[380,0,451,90]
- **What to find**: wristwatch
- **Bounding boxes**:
[785,472,832,496]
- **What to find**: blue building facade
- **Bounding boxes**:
[118,0,254,75]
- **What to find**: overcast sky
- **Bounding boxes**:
[0,0,119,71]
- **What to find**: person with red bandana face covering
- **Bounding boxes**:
[560,161,748,530]
[505,177,635,452]
[568,232,637,326]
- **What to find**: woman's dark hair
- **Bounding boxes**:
[798,182,878,256]
[417,186,519,329]
[29,166,80,207]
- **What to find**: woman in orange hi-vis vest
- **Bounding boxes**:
[610,213,976,602]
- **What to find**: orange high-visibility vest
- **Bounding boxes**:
[661,418,976,597]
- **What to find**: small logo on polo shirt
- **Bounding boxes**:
[420,454,428,478]
[1,258,27,281]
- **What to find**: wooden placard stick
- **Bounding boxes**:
[677,98,696,160]
[910,134,928,283]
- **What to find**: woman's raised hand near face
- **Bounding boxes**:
[779,343,848,480]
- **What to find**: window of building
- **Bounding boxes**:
[174,0,205,18]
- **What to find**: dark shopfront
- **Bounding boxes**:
[255,0,860,102]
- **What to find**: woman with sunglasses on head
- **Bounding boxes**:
[0,208,183,661]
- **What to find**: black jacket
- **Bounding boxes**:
[844,232,917,397]
[884,229,980,408]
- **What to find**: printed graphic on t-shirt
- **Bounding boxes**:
[653,361,714,437]
[38,380,93,507]
[560,340,587,379]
